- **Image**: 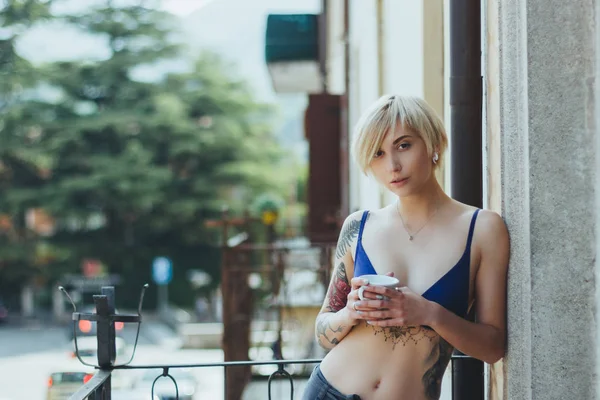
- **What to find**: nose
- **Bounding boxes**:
[387,154,401,172]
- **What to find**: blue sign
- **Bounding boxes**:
[152,257,172,285]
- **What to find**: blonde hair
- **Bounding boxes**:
[351,95,448,174]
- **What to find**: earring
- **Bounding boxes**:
[433,152,439,164]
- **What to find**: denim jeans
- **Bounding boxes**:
[301,365,361,400]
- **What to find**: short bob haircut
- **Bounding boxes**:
[351,95,448,175]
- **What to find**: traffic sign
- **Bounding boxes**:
[152,257,172,285]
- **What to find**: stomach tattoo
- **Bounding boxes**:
[367,322,438,349]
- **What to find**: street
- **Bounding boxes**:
[0,318,449,400]
[0,317,309,400]
[0,317,220,400]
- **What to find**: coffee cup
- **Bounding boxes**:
[357,274,400,300]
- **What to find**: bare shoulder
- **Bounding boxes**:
[338,210,365,239]
[358,204,395,223]
[472,209,510,268]
[335,210,366,260]
[474,209,509,242]
[450,202,509,257]
[342,209,365,226]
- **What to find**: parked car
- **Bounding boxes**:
[66,305,124,340]
[46,359,133,400]
[46,370,95,400]
[134,368,198,400]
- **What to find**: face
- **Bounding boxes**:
[369,125,435,197]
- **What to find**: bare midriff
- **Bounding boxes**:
[319,321,452,400]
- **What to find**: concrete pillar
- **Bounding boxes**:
[484,0,503,397]
[493,1,597,399]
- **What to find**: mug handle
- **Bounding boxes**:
[358,285,392,301]
[358,286,367,301]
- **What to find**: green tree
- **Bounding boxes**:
[0,0,56,297]
[0,0,291,305]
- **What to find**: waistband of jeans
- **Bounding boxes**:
[315,365,360,399]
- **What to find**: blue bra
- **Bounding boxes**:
[354,209,480,317]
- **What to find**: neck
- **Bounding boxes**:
[396,178,449,218]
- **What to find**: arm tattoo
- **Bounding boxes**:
[324,262,351,312]
[422,337,454,400]
[335,218,361,259]
[316,315,345,347]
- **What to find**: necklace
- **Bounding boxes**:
[396,201,440,241]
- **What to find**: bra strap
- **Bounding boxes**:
[465,209,480,252]
[358,211,370,241]
[354,211,369,261]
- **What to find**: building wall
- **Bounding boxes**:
[342,0,445,212]
[347,0,381,212]
[485,0,503,398]
[489,1,598,398]
[326,0,600,398]
[327,1,600,398]
[324,0,345,96]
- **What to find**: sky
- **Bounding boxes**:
[157,0,218,16]
[47,0,218,17]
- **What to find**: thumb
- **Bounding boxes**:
[385,271,395,277]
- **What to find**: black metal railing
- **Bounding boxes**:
[61,285,483,400]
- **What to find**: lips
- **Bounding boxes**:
[390,177,409,187]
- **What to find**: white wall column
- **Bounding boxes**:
[347,0,380,212]
[347,0,445,211]
[492,1,598,398]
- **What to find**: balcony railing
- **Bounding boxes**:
[61,285,484,400]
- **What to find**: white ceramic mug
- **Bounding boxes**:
[357,274,400,300]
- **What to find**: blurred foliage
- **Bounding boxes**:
[0,0,297,306]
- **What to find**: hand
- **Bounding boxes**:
[353,285,437,327]
[346,272,397,325]
[345,274,390,325]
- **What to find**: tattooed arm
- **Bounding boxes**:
[315,212,364,350]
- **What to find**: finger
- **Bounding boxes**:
[356,309,390,320]
[379,286,407,298]
[391,288,405,298]
[359,299,389,309]
[350,277,370,290]
[356,289,386,301]
[353,301,386,312]
[385,271,395,277]
[350,302,373,319]
[360,285,394,296]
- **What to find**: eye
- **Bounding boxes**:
[373,150,384,158]
[397,142,411,150]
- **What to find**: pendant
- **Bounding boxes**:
[409,235,414,241]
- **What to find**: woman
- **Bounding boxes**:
[303,95,509,400]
